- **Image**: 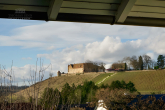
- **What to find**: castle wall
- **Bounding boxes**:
[68,63,105,74]
[68,68,83,74]
[68,63,84,74]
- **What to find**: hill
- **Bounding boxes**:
[5,70,165,103]
[6,72,102,102]
[95,70,165,94]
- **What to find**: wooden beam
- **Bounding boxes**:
[47,0,63,20]
[63,0,122,4]
[131,6,165,14]
[128,12,165,19]
[56,13,165,27]
[115,0,137,23]
[61,1,116,10]
[135,0,165,7]
[59,8,116,16]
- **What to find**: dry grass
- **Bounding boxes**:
[7,72,101,103]
[12,70,165,103]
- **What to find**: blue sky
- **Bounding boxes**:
[0,18,165,86]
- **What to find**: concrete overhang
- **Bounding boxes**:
[0,0,165,27]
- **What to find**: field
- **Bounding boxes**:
[98,70,165,94]
[5,70,165,103]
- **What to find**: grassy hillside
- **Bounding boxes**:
[92,73,114,84]
[5,70,165,103]
[6,73,101,102]
[100,70,165,94]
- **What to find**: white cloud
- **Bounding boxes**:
[105,64,112,69]
[37,32,165,73]
[1,21,165,50]
[46,46,56,50]
[144,32,165,55]
[37,36,145,73]
[3,32,165,86]
[0,63,53,86]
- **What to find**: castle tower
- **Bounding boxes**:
[57,71,61,77]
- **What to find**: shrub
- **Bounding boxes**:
[151,92,155,95]
[29,96,33,103]
[99,83,109,89]
[61,82,72,105]
[87,88,97,103]
[100,83,106,89]
[154,66,159,69]
[126,81,137,93]
[109,80,123,89]
[39,87,61,109]
[109,80,137,93]
[81,80,98,104]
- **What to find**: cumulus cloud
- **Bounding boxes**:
[1,22,164,50]
[3,32,165,86]
[144,33,165,54]
[37,36,146,73]
[37,31,165,73]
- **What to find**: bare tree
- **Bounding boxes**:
[142,54,151,70]
[111,63,121,69]
[130,56,139,70]
[49,64,53,78]
[22,59,52,110]
[149,60,155,69]
[122,57,131,70]
[97,62,106,67]
[85,60,93,64]
[85,60,106,72]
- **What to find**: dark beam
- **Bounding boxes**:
[0,10,165,28]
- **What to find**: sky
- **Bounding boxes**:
[0,18,165,86]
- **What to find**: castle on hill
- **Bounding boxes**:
[68,63,105,74]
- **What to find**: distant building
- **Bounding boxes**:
[68,63,105,74]
[57,71,61,77]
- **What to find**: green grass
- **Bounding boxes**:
[91,70,165,95]
[92,73,114,85]
[103,70,165,94]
